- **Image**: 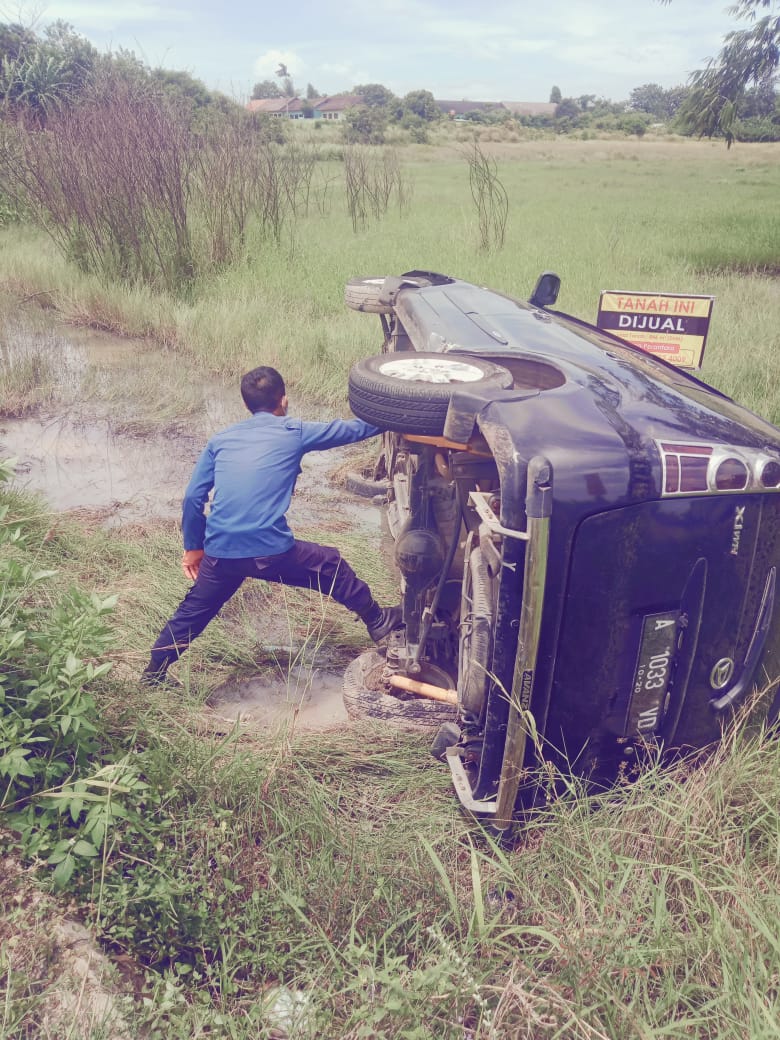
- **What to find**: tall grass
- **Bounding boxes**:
[0,326,54,416]
[0,78,315,295]
[2,470,780,1037]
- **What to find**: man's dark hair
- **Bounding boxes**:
[240,366,286,413]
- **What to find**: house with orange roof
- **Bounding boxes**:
[246,97,305,119]
[312,94,364,120]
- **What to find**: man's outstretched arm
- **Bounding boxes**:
[299,417,380,452]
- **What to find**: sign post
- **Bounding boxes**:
[597,291,714,370]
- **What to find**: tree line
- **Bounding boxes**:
[315,78,777,143]
[542,80,779,141]
[2,6,778,144]
[252,77,442,143]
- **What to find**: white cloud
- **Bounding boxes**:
[331,0,736,87]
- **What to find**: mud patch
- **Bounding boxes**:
[1,414,198,522]
[207,663,348,731]
[0,855,132,1039]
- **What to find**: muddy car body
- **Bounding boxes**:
[343,271,780,835]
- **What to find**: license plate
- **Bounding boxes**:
[627,611,679,737]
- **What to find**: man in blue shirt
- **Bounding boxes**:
[142,366,401,686]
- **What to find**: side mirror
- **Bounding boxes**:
[529,271,561,309]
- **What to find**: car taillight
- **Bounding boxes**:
[714,457,749,491]
[658,441,780,496]
[759,460,780,488]
[660,442,712,494]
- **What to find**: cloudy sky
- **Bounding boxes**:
[31,0,737,102]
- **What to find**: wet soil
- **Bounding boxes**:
[0,318,383,730]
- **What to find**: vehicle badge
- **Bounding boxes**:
[731,505,746,556]
[710,657,735,690]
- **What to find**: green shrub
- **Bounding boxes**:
[733,116,780,142]
[0,459,135,884]
[617,112,651,137]
[0,189,26,227]
[342,104,388,145]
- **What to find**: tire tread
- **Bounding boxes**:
[343,651,457,728]
[348,352,512,436]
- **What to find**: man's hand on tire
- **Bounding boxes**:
[182,549,204,581]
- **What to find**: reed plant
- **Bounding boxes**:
[0,320,55,416]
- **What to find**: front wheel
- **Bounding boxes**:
[348,352,513,436]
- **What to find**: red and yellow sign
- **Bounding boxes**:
[597,291,715,369]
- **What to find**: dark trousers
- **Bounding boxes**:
[148,540,374,673]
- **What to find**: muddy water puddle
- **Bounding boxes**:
[3,415,195,521]
[0,322,381,534]
[1,412,380,533]
[207,663,349,731]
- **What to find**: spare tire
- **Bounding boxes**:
[348,352,513,436]
[344,277,393,314]
[343,650,458,728]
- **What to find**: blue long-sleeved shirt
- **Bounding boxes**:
[181,412,380,558]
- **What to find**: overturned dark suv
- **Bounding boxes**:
[342,270,780,836]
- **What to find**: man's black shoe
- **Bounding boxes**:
[364,604,403,643]
[140,669,183,690]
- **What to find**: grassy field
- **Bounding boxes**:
[1,137,780,1038]
[1,136,779,416]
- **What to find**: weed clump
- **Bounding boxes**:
[0,73,317,295]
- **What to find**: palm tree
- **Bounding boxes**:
[0,50,72,125]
